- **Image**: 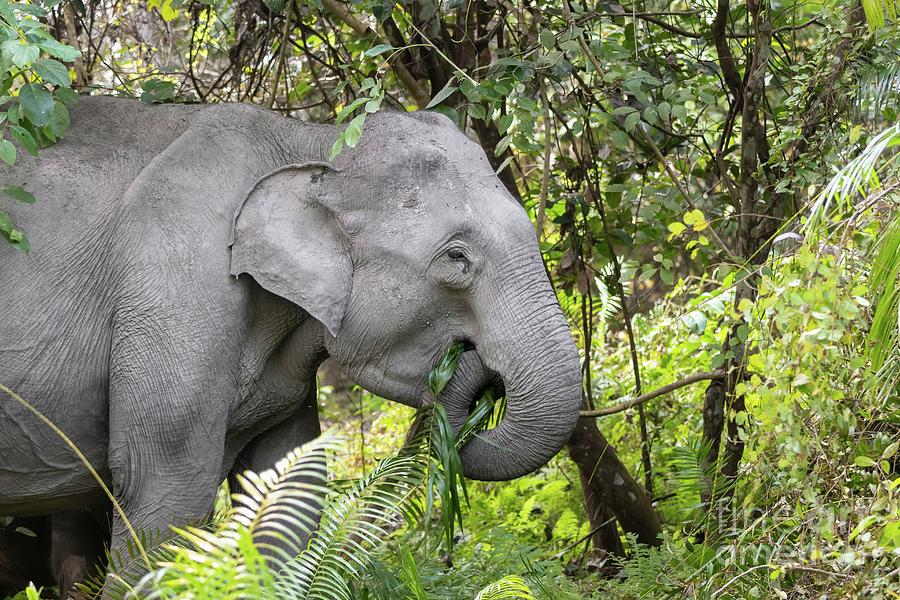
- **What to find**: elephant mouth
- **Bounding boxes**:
[437,348,506,438]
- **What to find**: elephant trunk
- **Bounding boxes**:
[441,288,583,481]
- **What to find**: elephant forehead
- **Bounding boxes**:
[358,115,491,170]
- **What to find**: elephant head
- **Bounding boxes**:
[230,111,582,481]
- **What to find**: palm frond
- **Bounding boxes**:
[806,123,900,233]
[865,211,900,406]
[861,0,899,30]
[557,260,636,329]
[393,545,428,600]
[666,440,714,507]
[856,57,900,122]
[230,442,332,562]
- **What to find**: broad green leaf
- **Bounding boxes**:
[328,133,345,160]
[10,124,38,156]
[359,77,376,92]
[343,113,365,148]
[658,101,671,120]
[54,86,78,105]
[0,208,28,253]
[2,39,38,67]
[33,58,70,86]
[0,208,11,234]
[426,80,457,109]
[262,0,286,12]
[148,0,179,21]
[364,98,381,113]
[539,28,556,50]
[612,106,637,117]
[335,96,369,124]
[45,101,69,139]
[683,209,704,225]
[0,2,15,25]
[36,38,80,61]
[140,78,174,103]
[459,79,481,102]
[668,221,686,235]
[364,44,393,57]
[15,4,46,17]
[2,185,35,203]
[0,138,14,165]
[429,104,459,127]
[853,455,876,467]
[624,110,640,132]
[19,83,54,126]
[660,268,674,286]
[11,230,28,252]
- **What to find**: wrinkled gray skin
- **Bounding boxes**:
[0,96,582,590]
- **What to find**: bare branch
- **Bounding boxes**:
[580,370,727,418]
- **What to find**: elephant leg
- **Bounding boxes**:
[230,385,323,561]
[105,316,233,586]
[52,507,111,599]
[0,516,53,597]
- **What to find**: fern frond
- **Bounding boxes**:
[663,438,724,518]
[129,438,336,599]
[274,453,425,600]
[474,575,537,600]
[230,440,333,563]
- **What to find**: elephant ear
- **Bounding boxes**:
[230,162,351,336]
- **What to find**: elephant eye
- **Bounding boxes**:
[447,247,469,272]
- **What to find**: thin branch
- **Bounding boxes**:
[552,515,617,559]
[580,370,727,417]
[641,127,737,260]
[319,0,430,106]
[535,77,551,239]
[268,1,295,109]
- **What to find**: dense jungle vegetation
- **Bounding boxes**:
[1,0,899,598]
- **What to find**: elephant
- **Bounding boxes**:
[0,511,109,597]
[0,96,582,594]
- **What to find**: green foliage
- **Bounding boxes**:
[4,584,43,600]
[330,78,384,159]
[0,0,78,251]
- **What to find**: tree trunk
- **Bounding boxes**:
[576,462,625,556]
[567,418,662,547]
